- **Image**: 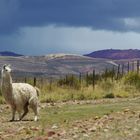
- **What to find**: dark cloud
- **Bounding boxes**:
[1,0,140,34]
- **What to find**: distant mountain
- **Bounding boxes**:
[85,49,140,60]
[0,51,23,57]
[0,54,117,78]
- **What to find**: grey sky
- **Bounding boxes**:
[0,0,140,55]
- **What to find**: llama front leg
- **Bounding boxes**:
[10,107,16,121]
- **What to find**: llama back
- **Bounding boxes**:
[12,83,38,106]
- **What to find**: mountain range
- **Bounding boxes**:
[0,49,140,78]
[0,54,116,78]
[85,49,140,60]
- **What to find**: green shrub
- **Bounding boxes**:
[76,93,85,100]
[99,80,114,91]
[123,72,140,90]
[104,93,115,98]
[58,75,81,89]
[0,96,5,104]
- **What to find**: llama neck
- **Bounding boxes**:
[1,72,13,97]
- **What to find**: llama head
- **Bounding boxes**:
[2,64,12,74]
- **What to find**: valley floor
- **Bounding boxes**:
[0,98,140,140]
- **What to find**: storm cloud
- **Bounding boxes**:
[1,0,140,55]
[1,0,140,34]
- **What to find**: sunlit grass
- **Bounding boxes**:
[38,98,140,126]
[38,79,140,103]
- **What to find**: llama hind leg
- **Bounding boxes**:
[20,103,29,121]
[29,98,39,121]
[34,109,39,122]
[31,105,39,121]
[30,103,39,121]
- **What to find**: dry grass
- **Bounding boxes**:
[38,79,140,103]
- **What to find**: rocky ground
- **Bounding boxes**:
[0,98,140,140]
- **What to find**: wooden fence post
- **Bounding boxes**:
[71,74,74,87]
[79,72,82,88]
[86,72,89,87]
[92,70,95,89]
[132,61,135,72]
[122,64,124,76]
[117,64,120,80]
[111,66,115,82]
[104,68,108,81]
[137,60,139,74]
[127,62,130,73]
[49,77,52,91]
[65,75,68,84]
[33,77,36,87]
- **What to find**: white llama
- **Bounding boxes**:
[1,64,39,121]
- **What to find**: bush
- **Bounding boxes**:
[123,72,140,90]
[76,93,85,100]
[58,75,81,89]
[99,80,114,91]
[0,97,5,104]
[104,93,115,98]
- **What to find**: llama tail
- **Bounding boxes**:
[34,87,40,96]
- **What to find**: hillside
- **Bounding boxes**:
[85,49,140,60]
[0,54,117,77]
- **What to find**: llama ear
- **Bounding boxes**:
[3,64,7,69]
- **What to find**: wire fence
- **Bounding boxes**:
[11,60,140,90]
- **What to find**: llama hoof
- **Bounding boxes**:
[34,116,38,121]
[19,118,23,121]
[17,118,21,121]
[9,119,14,122]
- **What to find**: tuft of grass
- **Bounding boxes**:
[123,72,140,90]
[0,96,5,104]
[104,92,115,98]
